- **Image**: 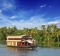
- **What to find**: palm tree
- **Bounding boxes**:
[56,29,60,42]
[41,25,47,42]
[23,28,30,36]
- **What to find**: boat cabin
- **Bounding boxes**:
[6,35,36,48]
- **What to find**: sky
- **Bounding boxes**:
[0,0,60,29]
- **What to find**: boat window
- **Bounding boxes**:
[8,38,21,40]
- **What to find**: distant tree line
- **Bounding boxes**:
[0,24,60,43]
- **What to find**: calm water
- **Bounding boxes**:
[0,44,60,56]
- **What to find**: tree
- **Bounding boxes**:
[0,30,6,40]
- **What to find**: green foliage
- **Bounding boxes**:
[0,24,60,43]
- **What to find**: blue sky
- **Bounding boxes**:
[0,0,60,29]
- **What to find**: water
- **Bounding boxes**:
[0,45,60,56]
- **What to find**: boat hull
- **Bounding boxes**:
[7,45,37,49]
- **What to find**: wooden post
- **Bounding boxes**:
[27,42,28,46]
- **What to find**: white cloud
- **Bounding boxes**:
[0,14,46,29]
[0,9,2,15]
[0,12,60,29]
[40,4,46,8]
[3,3,13,9]
[10,16,17,19]
[46,21,60,28]
[40,4,52,8]
[20,20,24,22]
[2,1,15,10]
[47,21,60,25]
[0,10,2,13]
[12,23,16,26]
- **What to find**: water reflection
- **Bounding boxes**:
[0,46,60,56]
[39,43,60,48]
[7,47,35,51]
[0,41,60,56]
[7,47,36,56]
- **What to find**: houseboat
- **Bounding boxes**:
[6,35,37,48]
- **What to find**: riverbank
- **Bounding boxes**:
[0,40,6,44]
[38,42,60,48]
[0,40,60,48]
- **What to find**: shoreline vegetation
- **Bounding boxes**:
[0,24,60,47]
